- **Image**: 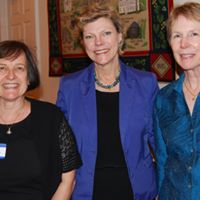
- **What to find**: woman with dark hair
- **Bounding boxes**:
[0,40,82,200]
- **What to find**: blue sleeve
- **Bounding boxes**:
[153,101,168,192]
[148,74,159,151]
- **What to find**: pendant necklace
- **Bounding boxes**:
[94,69,120,89]
[184,81,200,101]
[0,101,26,135]
[6,127,12,135]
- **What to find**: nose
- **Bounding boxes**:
[180,37,190,49]
[6,69,15,79]
[95,35,103,46]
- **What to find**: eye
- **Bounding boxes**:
[0,64,7,74]
[0,64,6,70]
[84,34,93,40]
[14,64,26,73]
[190,32,199,37]
[104,31,112,36]
[172,33,181,39]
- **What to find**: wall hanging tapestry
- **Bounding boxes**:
[48,0,174,81]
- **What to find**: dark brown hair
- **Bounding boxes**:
[0,40,40,91]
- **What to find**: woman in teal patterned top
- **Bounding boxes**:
[154,2,200,200]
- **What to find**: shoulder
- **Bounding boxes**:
[122,62,157,84]
[28,98,63,118]
[157,73,184,99]
[155,80,178,109]
[157,80,177,99]
[121,63,158,95]
[120,63,159,104]
[57,64,94,101]
[60,65,92,86]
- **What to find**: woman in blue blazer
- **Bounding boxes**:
[57,3,158,200]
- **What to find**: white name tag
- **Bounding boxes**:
[0,143,7,159]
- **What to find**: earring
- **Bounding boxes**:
[118,40,124,54]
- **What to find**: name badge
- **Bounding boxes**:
[0,143,7,159]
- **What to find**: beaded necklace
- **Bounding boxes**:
[94,70,120,89]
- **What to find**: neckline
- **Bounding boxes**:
[94,69,120,90]
[0,113,31,127]
[96,90,119,94]
[0,99,32,132]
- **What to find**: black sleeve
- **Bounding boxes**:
[58,116,82,172]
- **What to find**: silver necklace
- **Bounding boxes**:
[0,101,26,135]
[6,127,12,135]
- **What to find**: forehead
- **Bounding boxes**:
[172,15,200,32]
[0,53,26,64]
[83,17,115,33]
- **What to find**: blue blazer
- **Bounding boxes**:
[57,61,158,200]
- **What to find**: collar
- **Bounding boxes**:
[173,73,185,96]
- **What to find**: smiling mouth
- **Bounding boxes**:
[3,83,19,89]
[180,53,195,59]
[95,49,109,54]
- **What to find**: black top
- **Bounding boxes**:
[93,91,133,200]
[95,90,126,167]
[0,98,82,200]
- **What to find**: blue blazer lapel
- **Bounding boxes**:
[119,64,136,146]
[80,65,97,150]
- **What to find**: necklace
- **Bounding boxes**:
[94,70,120,89]
[184,81,200,101]
[0,101,26,135]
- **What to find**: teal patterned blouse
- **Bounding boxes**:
[154,74,200,200]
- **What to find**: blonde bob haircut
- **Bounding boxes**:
[166,2,200,43]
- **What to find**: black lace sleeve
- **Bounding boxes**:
[58,117,82,172]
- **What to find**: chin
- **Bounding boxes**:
[2,94,22,101]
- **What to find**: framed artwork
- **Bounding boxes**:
[48,0,175,81]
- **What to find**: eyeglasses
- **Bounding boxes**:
[0,64,27,76]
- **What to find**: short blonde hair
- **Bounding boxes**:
[166,2,200,42]
[76,3,123,38]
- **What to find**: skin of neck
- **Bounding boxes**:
[94,61,120,84]
[0,97,26,121]
[184,70,200,90]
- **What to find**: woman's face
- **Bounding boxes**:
[82,17,122,67]
[170,15,200,71]
[0,53,29,102]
